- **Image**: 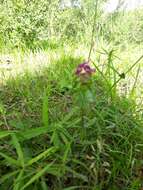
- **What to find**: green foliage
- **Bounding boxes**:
[1,0,143,49]
[98,8,143,45]
[0,0,59,49]
[0,0,107,49]
[0,55,143,189]
[0,1,143,189]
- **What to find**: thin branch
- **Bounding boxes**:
[88,0,99,61]
[111,54,143,89]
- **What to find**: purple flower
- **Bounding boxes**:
[75,61,95,76]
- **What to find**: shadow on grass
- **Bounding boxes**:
[0,55,143,190]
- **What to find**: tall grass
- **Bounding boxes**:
[0,1,143,189]
[0,53,143,189]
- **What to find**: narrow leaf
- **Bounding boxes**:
[62,142,71,164]
[11,134,24,167]
[0,152,20,166]
[26,147,57,166]
[0,131,16,139]
[17,127,52,141]
[42,91,49,128]
[0,170,19,184]
[21,162,54,190]
[13,169,24,190]
[41,178,49,190]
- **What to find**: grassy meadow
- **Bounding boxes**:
[0,1,143,190]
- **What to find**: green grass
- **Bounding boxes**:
[1,2,143,189]
[0,48,143,189]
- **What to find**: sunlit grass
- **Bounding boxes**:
[1,43,143,102]
[0,43,143,189]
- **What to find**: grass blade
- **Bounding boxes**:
[0,170,19,184]
[13,169,24,190]
[0,131,16,139]
[17,127,52,141]
[0,152,20,166]
[21,162,54,190]
[11,134,24,167]
[42,90,49,128]
[26,147,57,166]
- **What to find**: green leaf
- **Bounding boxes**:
[11,134,24,167]
[42,91,49,128]
[61,142,71,174]
[0,170,19,184]
[85,90,94,102]
[26,147,57,166]
[21,162,54,190]
[0,131,16,139]
[0,152,20,166]
[41,178,49,190]
[38,164,62,177]
[17,127,52,141]
[51,130,61,147]
[62,142,71,164]
[13,169,24,190]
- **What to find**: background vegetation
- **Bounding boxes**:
[0,0,143,49]
[0,0,143,189]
